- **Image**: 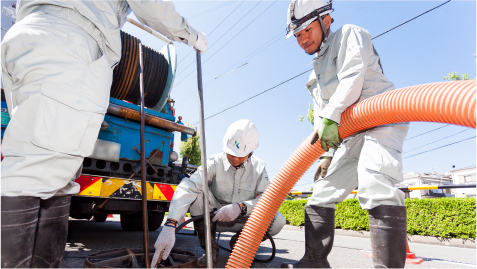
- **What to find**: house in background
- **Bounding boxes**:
[450,165,476,198]
[398,172,453,198]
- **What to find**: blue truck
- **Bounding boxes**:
[1,33,197,231]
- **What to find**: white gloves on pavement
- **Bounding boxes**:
[212,203,241,222]
[193,31,208,53]
[151,225,176,266]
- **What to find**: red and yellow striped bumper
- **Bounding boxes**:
[74,175,178,201]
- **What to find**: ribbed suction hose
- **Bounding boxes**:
[226,81,476,268]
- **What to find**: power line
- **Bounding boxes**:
[405,125,449,141]
[403,136,475,159]
[178,1,246,65]
[186,0,450,122]
[372,0,451,40]
[403,129,470,153]
[175,1,262,79]
[174,1,277,89]
[193,68,313,124]
[202,1,277,65]
[187,0,236,20]
[174,30,285,104]
[177,0,374,96]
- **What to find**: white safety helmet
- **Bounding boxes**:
[222,119,259,158]
[286,0,333,39]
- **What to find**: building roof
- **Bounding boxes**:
[449,165,476,173]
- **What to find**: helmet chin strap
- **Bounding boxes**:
[317,16,330,45]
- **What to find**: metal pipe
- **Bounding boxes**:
[196,51,213,268]
[127,17,173,45]
[107,103,196,136]
[138,40,151,268]
[289,183,477,196]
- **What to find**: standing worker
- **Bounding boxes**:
[281,0,409,268]
[151,119,286,267]
[1,1,208,267]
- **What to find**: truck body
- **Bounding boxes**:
[1,95,196,231]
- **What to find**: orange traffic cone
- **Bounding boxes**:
[183,218,189,228]
[366,240,424,264]
[405,240,424,264]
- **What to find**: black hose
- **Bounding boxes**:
[174,213,276,263]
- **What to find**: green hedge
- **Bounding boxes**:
[278,198,476,239]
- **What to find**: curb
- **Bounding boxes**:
[281,225,476,249]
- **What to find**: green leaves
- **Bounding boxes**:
[279,198,476,239]
[405,197,476,239]
[279,200,307,226]
[443,71,471,81]
[298,103,315,129]
[179,130,201,166]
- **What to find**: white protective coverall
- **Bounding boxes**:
[306,24,409,210]
[1,1,198,199]
[168,152,286,236]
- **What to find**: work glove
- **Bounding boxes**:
[212,203,241,222]
[314,157,332,180]
[193,31,208,53]
[311,117,341,151]
[151,225,176,266]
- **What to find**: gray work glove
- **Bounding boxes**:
[314,157,332,180]
[212,203,241,222]
[151,225,176,266]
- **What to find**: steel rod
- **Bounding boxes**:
[289,183,477,196]
[107,103,196,136]
[127,18,173,45]
[196,51,213,268]
[138,40,151,268]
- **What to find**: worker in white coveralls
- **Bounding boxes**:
[281,1,410,268]
[151,119,286,266]
[1,1,208,267]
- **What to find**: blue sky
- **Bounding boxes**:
[123,0,476,190]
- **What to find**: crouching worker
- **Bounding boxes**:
[151,119,286,266]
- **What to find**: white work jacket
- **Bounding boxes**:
[167,153,269,222]
[307,24,396,127]
[16,0,198,67]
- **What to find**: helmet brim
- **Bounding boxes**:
[286,9,333,39]
[286,17,316,38]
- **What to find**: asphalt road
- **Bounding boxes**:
[64,217,476,268]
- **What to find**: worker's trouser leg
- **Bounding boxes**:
[189,190,286,236]
[32,195,72,268]
[189,191,221,267]
[1,196,41,268]
[307,124,408,210]
[1,12,112,199]
[192,216,219,267]
[303,124,408,268]
[369,205,407,268]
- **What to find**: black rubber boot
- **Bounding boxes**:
[281,206,335,268]
[1,196,41,268]
[31,195,72,268]
[193,217,219,268]
[368,205,407,268]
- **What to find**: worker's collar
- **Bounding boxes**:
[223,155,249,171]
[313,29,335,60]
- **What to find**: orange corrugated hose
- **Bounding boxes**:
[226,81,476,268]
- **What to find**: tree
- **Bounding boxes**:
[179,125,201,166]
[443,71,470,81]
[299,103,314,128]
